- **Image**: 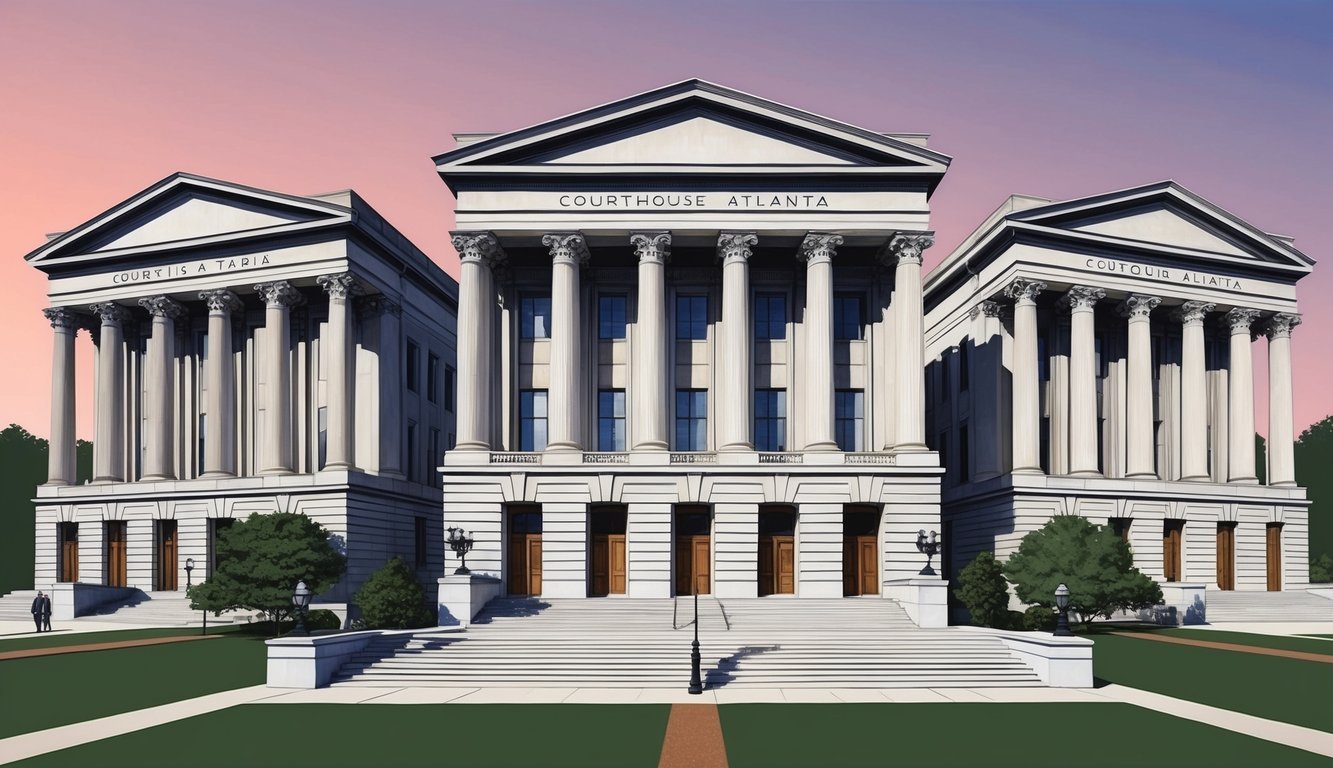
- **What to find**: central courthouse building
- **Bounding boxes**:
[437,81,950,599]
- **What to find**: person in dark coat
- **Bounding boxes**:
[31,591,49,632]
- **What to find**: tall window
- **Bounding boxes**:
[427,353,440,403]
[519,390,549,451]
[675,389,708,451]
[406,421,418,481]
[521,296,552,339]
[833,293,865,341]
[676,295,708,340]
[406,341,420,392]
[317,407,328,468]
[754,293,786,340]
[445,366,456,412]
[958,345,970,392]
[754,389,787,451]
[1152,335,1165,381]
[1037,334,1050,382]
[414,517,428,570]
[598,389,627,451]
[835,389,864,451]
[959,422,970,482]
[429,428,441,473]
[197,415,206,476]
[599,295,627,340]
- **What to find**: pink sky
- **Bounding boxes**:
[1,1,1329,440]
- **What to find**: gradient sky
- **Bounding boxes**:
[1,0,1330,440]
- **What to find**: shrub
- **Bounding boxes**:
[1021,605,1057,632]
[303,609,342,632]
[1311,553,1333,584]
[1004,516,1163,628]
[955,551,1011,628]
[355,556,433,629]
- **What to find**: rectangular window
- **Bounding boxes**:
[754,293,787,340]
[406,421,417,481]
[427,353,440,403]
[429,428,441,474]
[519,390,549,451]
[414,517,428,570]
[445,365,456,412]
[520,296,552,339]
[833,293,865,341]
[598,389,627,451]
[406,341,420,392]
[754,389,787,451]
[834,389,864,451]
[674,389,708,451]
[1037,334,1050,382]
[675,295,708,340]
[959,422,970,482]
[959,345,970,392]
[599,295,627,340]
[317,406,328,469]
[197,414,206,476]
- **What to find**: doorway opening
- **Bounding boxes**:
[589,505,627,597]
[1266,523,1283,591]
[507,506,543,597]
[675,505,711,596]
[758,506,796,596]
[155,520,178,591]
[58,522,78,583]
[1216,522,1236,591]
[1163,520,1184,582]
[105,521,127,588]
[843,506,880,596]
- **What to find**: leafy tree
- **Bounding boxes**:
[1004,516,1162,628]
[1297,416,1333,566]
[954,551,1011,628]
[0,425,91,594]
[354,556,433,629]
[1311,553,1333,584]
[188,512,345,628]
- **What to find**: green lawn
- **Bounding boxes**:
[9,704,672,768]
[1153,628,1333,655]
[1093,631,1333,732]
[721,703,1333,768]
[0,631,267,739]
[0,626,239,652]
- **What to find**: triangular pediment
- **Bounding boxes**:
[27,173,351,266]
[435,80,950,176]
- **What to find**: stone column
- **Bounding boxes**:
[317,273,361,470]
[1063,286,1105,476]
[543,233,590,452]
[885,231,934,451]
[255,281,302,474]
[89,302,129,482]
[1005,279,1047,474]
[198,290,242,477]
[1175,301,1214,481]
[451,232,504,451]
[1120,294,1162,478]
[43,307,79,486]
[718,232,757,451]
[631,232,670,451]
[799,233,843,451]
[1265,313,1301,487]
[1224,307,1261,484]
[359,296,404,475]
[970,300,1005,480]
[138,296,186,481]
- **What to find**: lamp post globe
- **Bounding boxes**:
[184,557,194,589]
[291,580,312,636]
[1053,582,1073,637]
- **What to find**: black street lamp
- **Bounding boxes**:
[290,580,312,637]
[185,557,194,589]
[1053,583,1073,637]
[688,585,703,695]
[915,529,941,576]
[447,527,474,575]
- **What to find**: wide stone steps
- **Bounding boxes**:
[331,597,1043,689]
[1205,590,1333,623]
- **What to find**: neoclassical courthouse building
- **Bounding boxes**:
[26,80,1312,616]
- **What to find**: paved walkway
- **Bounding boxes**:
[0,634,219,661]
[658,704,728,768]
[1111,630,1333,663]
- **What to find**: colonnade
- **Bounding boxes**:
[451,229,934,454]
[1002,278,1300,486]
[43,273,369,485]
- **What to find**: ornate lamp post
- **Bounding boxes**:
[1054,583,1073,637]
[447,527,474,575]
[915,529,941,576]
[290,580,312,637]
[688,584,703,695]
[185,557,194,589]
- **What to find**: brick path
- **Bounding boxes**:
[0,634,219,661]
[658,702,728,768]
[1110,631,1333,663]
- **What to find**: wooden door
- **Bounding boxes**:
[609,534,626,595]
[528,536,543,595]
[508,533,542,596]
[591,535,610,596]
[843,536,857,596]
[156,521,178,591]
[675,535,710,595]
[758,536,775,596]
[1163,520,1183,582]
[106,522,127,588]
[1216,523,1236,591]
[775,536,795,595]
[59,523,78,583]
[858,536,878,595]
[1267,524,1282,591]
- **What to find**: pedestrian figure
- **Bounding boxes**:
[42,593,52,631]
[31,591,50,633]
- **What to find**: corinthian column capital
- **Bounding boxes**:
[1265,312,1301,339]
[1118,294,1162,319]
[199,289,243,314]
[718,232,759,264]
[1223,307,1262,333]
[89,301,131,325]
[881,231,935,265]
[1061,285,1106,312]
[630,231,672,264]
[1003,278,1047,304]
[138,295,187,319]
[254,281,304,308]
[798,232,842,265]
[43,307,80,329]
[1173,301,1215,326]
[450,231,506,268]
[316,272,363,301]
[969,300,1003,321]
[542,232,590,266]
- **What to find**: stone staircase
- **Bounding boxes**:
[0,589,252,627]
[0,590,41,623]
[331,596,1044,689]
[1206,589,1333,623]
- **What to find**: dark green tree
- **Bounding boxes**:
[954,550,1011,628]
[1255,433,1267,486]
[354,556,432,629]
[1004,515,1162,628]
[1297,416,1333,566]
[0,425,91,595]
[1311,553,1333,584]
[188,512,345,626]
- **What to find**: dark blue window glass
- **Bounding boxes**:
[519,389,548,451]
[675,295,708,340]
[520,296,551,339]
[674,389,708,451]
[835,389,864,452]
[599,295,627,340]
[598,389,626,451]
[754,293,787,340]
[754,389,787,452]
[833,294,865,341]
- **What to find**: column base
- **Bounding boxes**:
[199,471,237,479]
[1227,476,1259,485]
[259,468,296,476]
[803,440,839,452]
[893,442,929,452]
[140,474,176,482]
[453,441,491,452]
[42,480,71,487]
[544,442,582,453]
[93,475,125,484]
[1178,474,1211,482]
[1069,470,1103,478]
[632,441,668,451]
[718,442,754,453]
[320,462,354,472]
[1012,467,1045,475]
[1269,480,1298,487]
[1125,472,1158,479]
